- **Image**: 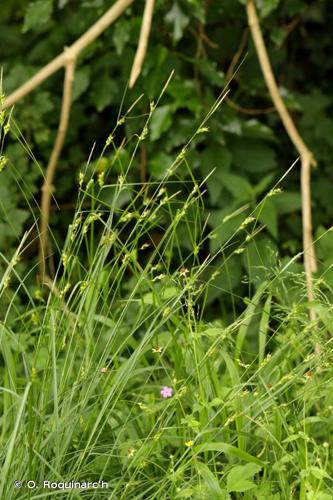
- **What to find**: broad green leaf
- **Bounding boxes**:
[235,281,267,357]
[113,19,131,55]
[200,146,232,204]
[167,79,201,113]
[242,119,275,140]
[231,140,277,173]
[307,467,330,480]
[195,462,224,498]
[257,198,278,238]
[256,0,280,17]
[72,67,91,101]
[196,60,225,87]
[149,152,172,178]
[23,0,53,32]
[272,191,302,214]
[194,442,264,466]
[165,3,189,42]
[150,105,173,141]
[221,173,253,201]
[91,75,118,112]
[226,463,262,493]
[243,236,277,282]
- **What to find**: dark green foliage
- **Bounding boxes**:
[1,0,333,315]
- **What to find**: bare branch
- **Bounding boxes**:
[129,0,155,87]
[0,0,134,278]
[246,0,317,322]
[2,0,134,109]
[39,60,75,279]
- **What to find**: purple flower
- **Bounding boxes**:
[160,386,173,398]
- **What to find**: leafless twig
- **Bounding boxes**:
[129,0,155,87]
[1,0,134,110]
[246,0,317,327]
[1,0,134,279]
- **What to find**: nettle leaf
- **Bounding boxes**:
[208,208,246,250]
[221,118,242,136]
[255,0,280,17]
[167,79,201,113]
[90,74,118,112]
[150,105,173,141]
[272,191,302,214]
[315,226,333,261]
[72,67,91,101]
[200,146,232,204]
[23,0,53,32]
[200,146,232,176]
[205,256,243,302]
[149,152,172,179]
[242,120,275,141]
[196,60,225,87]
[4,64,36,94]
[231,140,277,173]
[256,198,278,238]
[165,3,189,42]
[0,207,29,244]
[186,0,206,22]
[226,463,262,493]
[112,19,131,56]
[243,236,277,282]
[221,172,253,202]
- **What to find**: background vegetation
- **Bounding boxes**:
[2,0,333,315]
[1,0,333,498]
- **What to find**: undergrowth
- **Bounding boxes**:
[0,85,333,500]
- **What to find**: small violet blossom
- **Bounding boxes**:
[160,386,173,398]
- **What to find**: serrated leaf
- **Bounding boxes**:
[149,152,172,179]
[257,198,278,238]
[195,462,224,498]
[307,466,330,480]
[113,19,131,55]
[231,140,277,172]
[200,146,232,204]
[221,172,253,201]
[150,105,172,141]
[91,75,118,111]
[196,59,225,87]
[23,0,53,32]
[272,191,302,214]
[72,67,90,101]
[256,0,280,17]
[226,463,262,493]
[165,3,189,42]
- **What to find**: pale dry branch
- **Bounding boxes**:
[39,60,75,278]
[2,0,134,109]
[129,0,155,87]
[1,0,134,278]
[246,0,317,322]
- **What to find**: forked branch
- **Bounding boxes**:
[246,0,317,323]
[2,0,134,110]
[1,0,134,279]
